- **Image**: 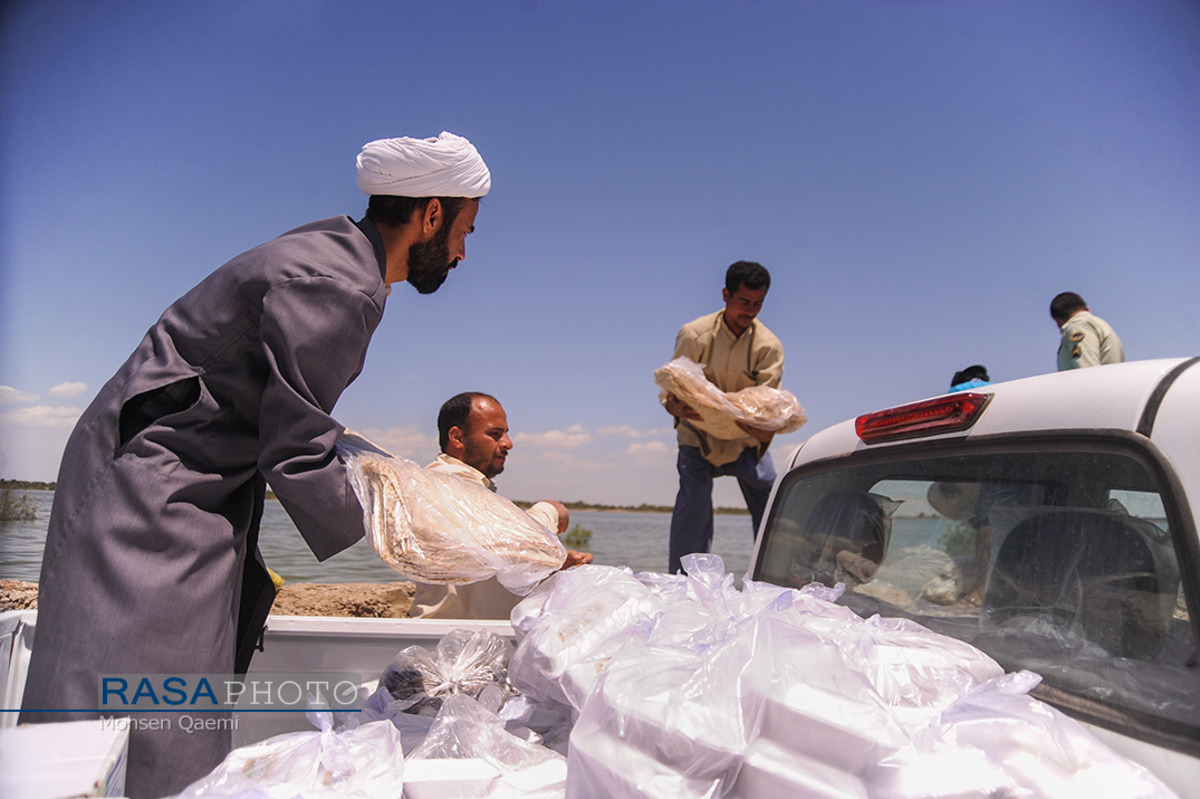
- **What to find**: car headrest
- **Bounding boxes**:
[982,508,1179,659]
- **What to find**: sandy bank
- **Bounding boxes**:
[269,580,415,617]
[1,579,416,618]
[0,579,38,611]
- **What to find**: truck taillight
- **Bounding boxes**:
[855,393,990,444]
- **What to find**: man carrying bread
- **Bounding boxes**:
[662,261,784,575]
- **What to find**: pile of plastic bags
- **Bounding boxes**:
[174,556,1177,798]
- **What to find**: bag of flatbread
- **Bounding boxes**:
[338,431,566,595]
[655,356,807,441]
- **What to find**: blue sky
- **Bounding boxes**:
[2,0,1198,508]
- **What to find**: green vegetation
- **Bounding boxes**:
[0,479,55,491]
[0,486,38,522]
[563,524,594,549]
[937,519,977,558]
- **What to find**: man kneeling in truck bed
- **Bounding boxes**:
[409,392,592,619]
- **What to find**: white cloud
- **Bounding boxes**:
[0,386,40,405]
[596,424,673,438]
[513,424,592,450]
[0,405,82,429]
[0,423,73,480]
[502,455,683,507]
[533,450,617,472]
[0,407,82,479]
[625,440,674,466]
[354,425,439,462]
[48,382,88,398]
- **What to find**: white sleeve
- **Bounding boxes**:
[527,501,561,533]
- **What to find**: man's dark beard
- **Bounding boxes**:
[406,215,457,294]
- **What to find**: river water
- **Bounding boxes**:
[0,490,756,584]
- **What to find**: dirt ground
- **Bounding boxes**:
[269,581,416,617]
[0,578,416,618]
[0,579,38,610]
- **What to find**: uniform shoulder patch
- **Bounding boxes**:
[1072,346,1082,359]
[1070,331,1086,342]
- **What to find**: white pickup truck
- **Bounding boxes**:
[2,358,1197,796]
[749,356,1200,794]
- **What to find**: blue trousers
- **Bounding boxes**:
[668,445,776,574]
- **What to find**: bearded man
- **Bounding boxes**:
[20,132,490,798]
[409,391,592,619]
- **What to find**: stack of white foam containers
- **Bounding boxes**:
[509,562,1008,797]
[562,613,1002,797]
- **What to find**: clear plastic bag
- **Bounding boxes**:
[338,431,566,594]
[568,628,759,797]
[826,614,1005,734]
[405,694,567,799]
[654,356,807,440]
[509,565,657,713]
[870,672,1179,798]
[374,629,516,719]
[170,712,404,798]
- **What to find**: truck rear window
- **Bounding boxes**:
[753,445,1199,746]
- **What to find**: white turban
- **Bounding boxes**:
[356,131,491,198]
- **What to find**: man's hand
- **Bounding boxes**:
[562,549,593,569]
[664,392,703,421]
[736,420,774,445]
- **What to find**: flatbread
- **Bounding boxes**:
[339,432,566,594]
[655,356,807,440]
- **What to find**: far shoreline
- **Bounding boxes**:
[1,480,751,515]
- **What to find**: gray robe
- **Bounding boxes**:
[20,216,389,798]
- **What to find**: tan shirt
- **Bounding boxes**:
[1057,310,1125,371]
[672,309,785,467]
[408,454,560,619]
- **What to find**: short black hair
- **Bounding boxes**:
[1050,292,1087,323]
[726,261,770,294]
[366,196,468,230]
[437,391,497,451]
[951,365,990,387]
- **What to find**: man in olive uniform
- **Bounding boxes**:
[662,261,784,575]
[21,132,490,798]
[1051,291,1125,370]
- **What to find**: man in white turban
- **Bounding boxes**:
[22,132,490,798]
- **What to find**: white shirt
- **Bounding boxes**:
[407,454,561,619]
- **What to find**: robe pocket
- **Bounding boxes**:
[117,376,203,448]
